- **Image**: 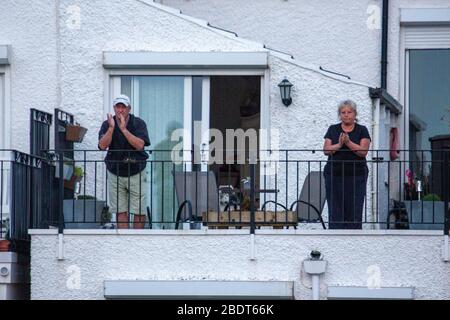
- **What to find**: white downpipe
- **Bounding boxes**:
[250,234,256,260]
[311,275,320,300]
[371,99,381,227]
[58,233,64,260]
[303,254,327,300]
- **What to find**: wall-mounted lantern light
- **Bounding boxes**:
[278,78,293,107]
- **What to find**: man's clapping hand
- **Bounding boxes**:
[117,114,127,132]
[107,113,115,129]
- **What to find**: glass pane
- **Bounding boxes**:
[0,75,4,150]
[121,76,132,99]
[192,76,203,171]
[409,49,450,148]
[123,76,184,229]
[409,49,450,200]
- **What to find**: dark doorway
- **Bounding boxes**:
[209,76,261,202]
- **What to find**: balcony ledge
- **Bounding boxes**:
[28,229,444,236]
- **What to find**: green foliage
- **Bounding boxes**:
[77,195,96,200]
[423,194,441,201]
[74,166,84,177]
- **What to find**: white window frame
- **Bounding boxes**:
[399,11,450,152]
[0,66,11,219]
[104,68,270,166]
[0,66,11,151]
[0,72,4,150]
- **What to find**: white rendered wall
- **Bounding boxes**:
[30,230,449,300]
[0,0,376,154]
[0,0,58,152]
[0,0,378,227]
[0,0,375,202]
[0,0,262,153]
[58,0,263,154]
[56,0,263,197]
[161,0,450,99]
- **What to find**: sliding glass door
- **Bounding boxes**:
[113,75,210,228]
[408,49,450,201]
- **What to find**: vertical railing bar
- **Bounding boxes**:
[94,160,97,223]
[284,150,288,225]
[128,153,131,228]
[250,163,255,235]
[161,161,165,226]
[227,164,231,223]
[216,164,220,226]
[206,162,209,227]
[58,151,64,234]
[421,150,424,224]
[116,162,119,228]
[307,161,311,221]
[172,161,176,227]
[150,161,153,228]
[444,150,449,235]
[387,157,390,229]
[83,151,87,224]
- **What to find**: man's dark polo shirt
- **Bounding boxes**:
[98,114,150,177]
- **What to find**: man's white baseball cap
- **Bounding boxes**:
[113,94,131,107]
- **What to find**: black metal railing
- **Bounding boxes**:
[30,109,52,157]
[1,148,449,242]
[31,148,450,234]
[0,150,57,252]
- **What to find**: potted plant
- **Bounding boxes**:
[65,123,88,143]
[63,195,107,229]
[404,193,445,230]
[64,165,83,191]
[0,218,11,252]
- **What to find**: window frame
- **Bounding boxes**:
[399,22,450,153]
[0,66,11,151]
[104,68,270,162]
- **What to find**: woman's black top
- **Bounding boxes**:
[324,123,371,176]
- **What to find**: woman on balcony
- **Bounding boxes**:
[323,100,371,229]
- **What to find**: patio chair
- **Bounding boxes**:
[261,171,327,229]
[173,171,238,229]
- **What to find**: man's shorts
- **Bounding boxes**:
[107,170,147,216]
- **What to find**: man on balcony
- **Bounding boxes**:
[98,94,150,229]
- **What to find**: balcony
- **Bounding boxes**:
[1,148,449,243]
[1,148,448,300]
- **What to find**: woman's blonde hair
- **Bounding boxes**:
[338,99,358,121]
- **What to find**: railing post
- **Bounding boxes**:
[57,151,65,260]
[58,151,64,234]
[444,149,449,236]
[10,151,17,244]
[250,162,256,235]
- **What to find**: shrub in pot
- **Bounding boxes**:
[63,195,106,229]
